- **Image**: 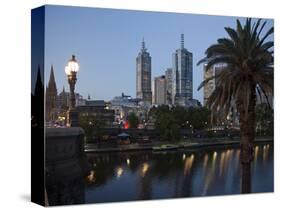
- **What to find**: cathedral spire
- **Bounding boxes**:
[48,65,57,92]
[35,65,43,97]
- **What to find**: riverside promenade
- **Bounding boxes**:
[85,137,273,153]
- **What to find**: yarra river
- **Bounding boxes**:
[85,142,273,203]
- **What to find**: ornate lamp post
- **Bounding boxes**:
[65,55,79,127]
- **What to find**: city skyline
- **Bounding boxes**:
[31,5,274,206]
[40,5,273,103]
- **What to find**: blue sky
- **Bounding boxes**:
[44,5,273,103]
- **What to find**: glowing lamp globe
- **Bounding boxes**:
[65,55,79,75]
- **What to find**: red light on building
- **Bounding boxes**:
[124,120,129,129]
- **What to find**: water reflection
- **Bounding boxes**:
[141,163,149,177]
[203,154,209,170]
[184,154,194,176]
[116,167,124,178]
[85,143,273,203]
[126,158,130,166]
[263,144,270,166]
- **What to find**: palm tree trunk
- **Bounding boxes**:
[241,159,251,193]
[240,141,253,193]
[237,85,256,194]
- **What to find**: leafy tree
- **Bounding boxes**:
[79,115,94,143]
[128,112,139,128]
[79,115,105,143]
[186,107,211,130]
[155,112,180,142]
[171,106,188,128]
[149,105,170,118]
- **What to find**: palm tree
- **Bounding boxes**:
[197,18,273,193]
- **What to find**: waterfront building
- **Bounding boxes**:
[203,63,227,106]
[111,93,140,107]
[154,75,167,105]
[172,34,193,106]
[185,99,201,107]
[57,86,68,110]
[57,89,86,109]
[136,38,152,105]
[203,64,215,107]
[110,93,141,123]
[203,64,239,126]
[165,68,173,105]
[77,100,115,127]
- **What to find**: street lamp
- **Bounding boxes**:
[65,55,79,127]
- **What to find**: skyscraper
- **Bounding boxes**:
[203,64,225,106]
[136,38,152,105]
[46,65,57,121]
[203,64,215,106]
[165,68,173,105]
[154,75,166,105]
[172,34,193,106]
[203,64,239,126]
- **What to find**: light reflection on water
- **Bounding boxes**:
[184,154,194,176]
[85,143,273,203]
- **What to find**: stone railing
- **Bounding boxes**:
[45,127,90,206]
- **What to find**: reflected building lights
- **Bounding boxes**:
[86,170,96,184]
[219,152,225,177]
[184,154,195,176]
[203,154,209,170]
[202,152,218,195]
[202,154,209,178]
[263,144,269,165]
[141,163,149,177]
[85,144,272,200]
[213,151,217,160]
[116,167,124,178]
[225,149,231,163]
[211,151,217,172]
[126,158,130,166]
[224,149,232,173]
[254,146,259,163]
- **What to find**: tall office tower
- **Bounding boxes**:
[154,75,167,105]
[172,34,193,106]
[203,64,239,125]
[136,38,152,105]
[165,68,173,104]
[203,64,215,106]
[203,64,225,106]
[46,65,57,121]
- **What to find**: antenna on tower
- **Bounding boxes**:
[181,34,184,49]
[141,37,146,52]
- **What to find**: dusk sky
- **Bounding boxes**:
[44,5,273,103]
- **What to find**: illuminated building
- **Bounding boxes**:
[172,34,193,106]
[136,38,152,105]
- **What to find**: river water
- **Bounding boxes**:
[85,143,273,203]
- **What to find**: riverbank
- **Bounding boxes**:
[84,137,273,153]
